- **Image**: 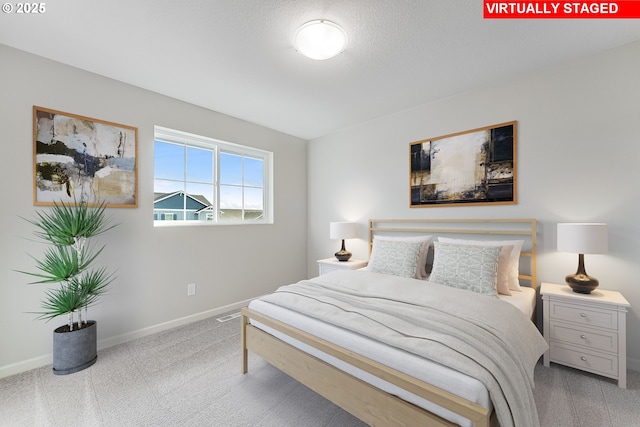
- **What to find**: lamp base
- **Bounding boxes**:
[565,273,599,294]
[335,249,352,262]
[335,239,352,261]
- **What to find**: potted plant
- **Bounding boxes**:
[19,199,117,375]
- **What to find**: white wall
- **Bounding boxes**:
[307,40,640,369]
[0,44,308,377]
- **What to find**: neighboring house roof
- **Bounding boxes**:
[153,192,212,210]
[195,205,215,214]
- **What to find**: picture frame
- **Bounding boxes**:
[410,121,516,207]
[33,106,138,208]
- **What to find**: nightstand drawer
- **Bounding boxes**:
[549,321,618,353]
[320,265,341,275]
[548,300,617,330]
[550,342,618,377]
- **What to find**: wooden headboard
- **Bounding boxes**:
[368,218,537,289]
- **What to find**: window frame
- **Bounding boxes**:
[154,126,273,227]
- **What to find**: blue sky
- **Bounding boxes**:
[154,141,263,210]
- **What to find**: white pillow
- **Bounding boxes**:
[367,239,423,278]
[494,245,513,295]
[369,235,432,279]
[438,237,524,291]
[429,242,501,298]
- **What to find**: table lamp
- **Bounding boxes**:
[329,222,357,261]
[557,223,608,294]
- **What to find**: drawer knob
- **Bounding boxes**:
[581,356,587,361]
[580,313,587,318]
[580,335,587,340]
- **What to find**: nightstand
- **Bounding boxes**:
[317,258,368,276]
[541,282,630,388]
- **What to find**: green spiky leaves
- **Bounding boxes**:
[19,198,118,323]
[20,244,104,284]
[26,199,116,246]
[33,267,115,321]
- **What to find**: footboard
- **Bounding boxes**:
[241,307,491,427]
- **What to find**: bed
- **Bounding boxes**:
[241,219,547,427]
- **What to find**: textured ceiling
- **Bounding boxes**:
[2,0,640,140]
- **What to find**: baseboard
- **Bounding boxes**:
[628,355,640,372]
[97,298,253,349]
[0,298,254,379]
[0,354,53,380]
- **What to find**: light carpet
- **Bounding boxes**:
[1,313,638,426]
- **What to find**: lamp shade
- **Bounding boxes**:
[557,223,608,254]
[329,222,357,240]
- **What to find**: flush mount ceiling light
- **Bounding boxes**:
[294,19,347,60]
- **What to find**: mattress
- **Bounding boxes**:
[248,285,535,427]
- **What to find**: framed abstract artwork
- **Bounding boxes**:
[33,106,138,207]
[410,121,516,207]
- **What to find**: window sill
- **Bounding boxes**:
[153,220,272,227]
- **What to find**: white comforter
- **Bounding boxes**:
[259,270,548,427]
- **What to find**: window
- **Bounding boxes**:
[153,126,273,225]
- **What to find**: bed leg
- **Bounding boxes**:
[241,311,248,374]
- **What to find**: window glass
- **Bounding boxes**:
[186,146,213,183]
[153,126,272,225]
[219,185,242,221]
[220,152,242,186]
[245,187,264,210]
[154,141,184,181]
[244,157,264,187]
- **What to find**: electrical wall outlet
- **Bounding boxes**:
[187,283,196,296]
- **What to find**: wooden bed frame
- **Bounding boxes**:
[241,218,537,427]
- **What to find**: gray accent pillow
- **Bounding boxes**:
[430,242,501,297]
[368,239,422,278]
[438,237,524,291]
[368,235,433,279]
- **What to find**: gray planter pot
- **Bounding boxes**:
[52,320,97,375]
